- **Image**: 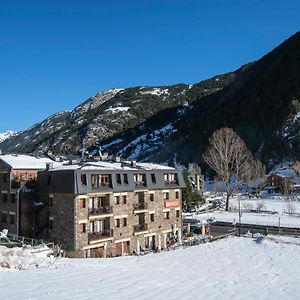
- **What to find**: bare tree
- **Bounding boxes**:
[243,159,266,197]
[203,127,251,211]
[292,161,300,176]
[188,162,202,175]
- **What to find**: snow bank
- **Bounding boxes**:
[0,246,53,270]
[1,237,300,299]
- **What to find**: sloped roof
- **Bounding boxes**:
[49,160,175,172]
[0,154,61,170]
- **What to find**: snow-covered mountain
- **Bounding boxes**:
[0,131,15,144]
[0,74,235,158]
[1,32,300,164]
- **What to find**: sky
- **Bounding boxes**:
[0,0,299,132]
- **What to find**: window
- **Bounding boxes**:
[48,196,53,207]
[149,193,154,202]
[116,174,121,184]
[1,213,7,223]
[79,198,86,208]
[176,210,180,218]
[150,213,155,222]
[123,174,128,184]
[163,192,169,200]
[122,195,127,204]
[115,218,120,228]
[91,174,111,188]
[122,218,127,227]
[9,214,15,225]
[164,173,178,184]
[137,192,145,202]
[81,174,87,185]
[114,196,120,205]
[79,223,86,233]
[10,194,16,204]
[2,194,7,203]
[164,211,170,219]
[175,191,179,199]
[133,173,146,185]
[151,173,156,183]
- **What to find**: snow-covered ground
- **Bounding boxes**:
[193,194,300,227]
[193,210,300,227]
[1,236,300,299]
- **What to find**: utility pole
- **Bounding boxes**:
[238,197,242,237]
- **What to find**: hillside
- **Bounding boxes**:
[1,31,300,165]
[0,72,237,156]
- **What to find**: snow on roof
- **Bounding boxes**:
[0,154,61,170]
[267,162,300,185]
[50,160,175,172]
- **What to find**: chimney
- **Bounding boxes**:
[113,156,121,163]
[68,159,73,165]
[131,160,137,168]
[0,149,2,155]
[46,162,53,171]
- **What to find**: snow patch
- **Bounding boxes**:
[105,107,130,113]
[0,131,15,143]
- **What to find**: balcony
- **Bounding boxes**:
[164,199,180,208]
[164,180,178,185]
[89,206,113,216]
[88,229,113,242]
[133,202,148,210]
[133,223,148,232]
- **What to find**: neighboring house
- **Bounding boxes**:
[0,154,60,236]
[188,173,204,194]
[187,163,204,194]
[263,164,300,194]
[36,160,185,257]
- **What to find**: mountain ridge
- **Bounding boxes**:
[1,31,300,166]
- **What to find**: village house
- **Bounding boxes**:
[36,159,185,257]
[0,154,61,237]
[264,165,300,194]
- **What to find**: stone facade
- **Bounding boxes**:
[36,161,185,257]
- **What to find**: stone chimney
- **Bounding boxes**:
[131,160,137,168]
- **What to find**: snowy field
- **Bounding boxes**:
[1,236,300,299]
[192,194,300,227]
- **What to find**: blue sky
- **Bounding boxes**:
[0,0,299,132]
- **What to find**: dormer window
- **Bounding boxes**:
[164,173,178,184]
[91,174,111,188]
[133,173,146,186]
[81,174,87,185]
[116,174,121,184]
[151,173,156,183]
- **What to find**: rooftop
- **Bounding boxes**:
[49,160,176,172]
[0,154,61,170]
